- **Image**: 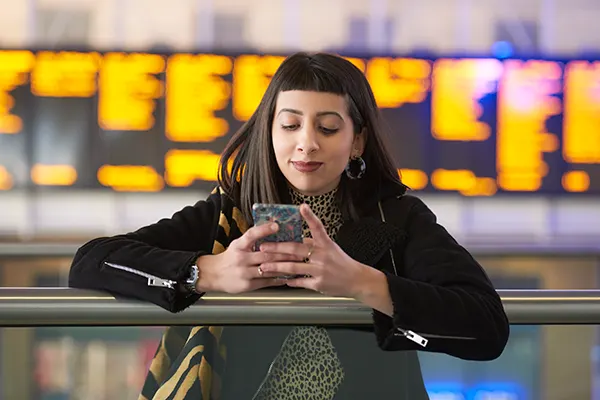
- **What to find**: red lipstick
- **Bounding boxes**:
[291,161,323,173]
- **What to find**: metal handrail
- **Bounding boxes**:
[2,242,600,257]
[0,288,599,327]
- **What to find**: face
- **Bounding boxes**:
[271,90,364,196]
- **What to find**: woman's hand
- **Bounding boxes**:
[257,204,370,298]
[195,222,304,293]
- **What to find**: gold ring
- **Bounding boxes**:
[257,266,264,276]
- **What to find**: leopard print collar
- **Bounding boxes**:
[288,187,343,240]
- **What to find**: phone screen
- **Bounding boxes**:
[252,203,303,247]
[252,203,306,279]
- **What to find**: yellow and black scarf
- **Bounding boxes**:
[139,187,248,400]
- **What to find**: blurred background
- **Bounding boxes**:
[1,0,600,399]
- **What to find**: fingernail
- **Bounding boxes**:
[271,223,279,231]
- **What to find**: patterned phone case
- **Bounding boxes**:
[252,203,303,251]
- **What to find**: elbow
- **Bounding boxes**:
[453,321,509,362]
[68,237,107,289]
[467,302,511,361]
[487,311,511,360]
[483,292,511,361]
[68,245,87,288]
[472,320,510,361]
[445,290,510,362]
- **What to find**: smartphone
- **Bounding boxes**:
[251,203,306,279]
[252,203,303,249]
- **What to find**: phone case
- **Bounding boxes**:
[252,203,303,251]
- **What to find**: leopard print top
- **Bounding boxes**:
[252,187,345,400]
[289,187,344,240]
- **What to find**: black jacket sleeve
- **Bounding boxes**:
[68,191,221,313]
[373,197,510,361]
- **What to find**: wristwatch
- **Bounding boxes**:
[184,264,201,294]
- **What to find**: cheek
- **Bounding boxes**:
[271,133,290,164]
[330,139,354,165]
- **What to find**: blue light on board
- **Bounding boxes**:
[427,382,525,400]
[491,41,514,59]
[427,382,466,400]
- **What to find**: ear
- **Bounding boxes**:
[352,128,366,157]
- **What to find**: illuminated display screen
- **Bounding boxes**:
[0,49,599,195]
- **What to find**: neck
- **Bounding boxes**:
[289,186,338,198]
[288,185,343,239]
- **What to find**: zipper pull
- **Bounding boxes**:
[396,328,428,347]
[148,277,175,289]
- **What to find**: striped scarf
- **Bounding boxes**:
[139,187,247,400]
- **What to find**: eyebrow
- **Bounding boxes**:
[277,108,344,120]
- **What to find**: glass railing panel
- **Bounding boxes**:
[0,324,595,400]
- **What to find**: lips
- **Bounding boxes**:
[291,161,323,173]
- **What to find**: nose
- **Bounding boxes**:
[296,125,319,155]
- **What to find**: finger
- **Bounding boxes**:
[233,222,278,250]
[285,277,318,291]
[258,242,310,258]
[302,238,315,247]
[246,250,305,266]
[247,278,286,291]
[260,261,315,277]
[257,270,288,279]
[249,265,284,279]
[299,204,329,242]
[243,260,300,280]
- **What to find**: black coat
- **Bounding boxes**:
[69,184,509,399]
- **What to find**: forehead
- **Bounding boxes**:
[274,90,348,114]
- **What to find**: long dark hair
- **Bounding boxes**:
[218,52,403,223]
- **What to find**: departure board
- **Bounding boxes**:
[0,49,599,196]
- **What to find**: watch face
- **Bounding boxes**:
[186,265,199,284]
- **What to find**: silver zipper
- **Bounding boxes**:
[377,201,398,275]
[417,332,476,341]
[396,328,429,347]
[395,328,476,344]
[104,262,177,289]
[378,201,477,348]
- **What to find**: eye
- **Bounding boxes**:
[320,126,339,135]
[281,124,299,131]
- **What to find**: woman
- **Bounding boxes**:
[69,52,509,400]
